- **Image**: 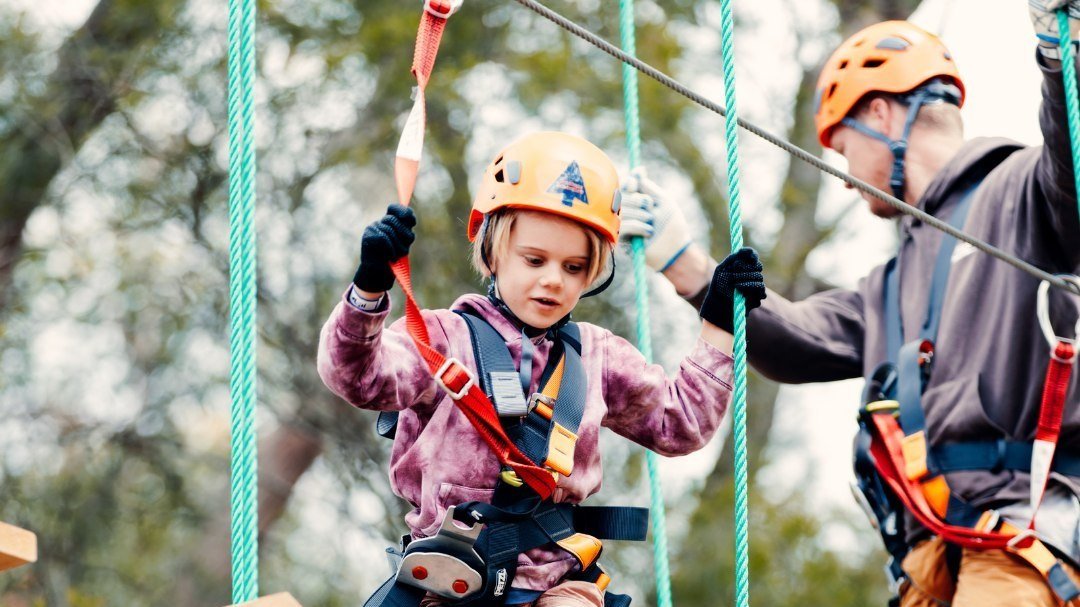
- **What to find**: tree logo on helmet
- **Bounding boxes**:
[547,161,590,207]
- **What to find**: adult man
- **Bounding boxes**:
[619,7,1080,606]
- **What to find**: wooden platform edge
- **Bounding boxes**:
[0,522,37,572]
[227,592,303,607]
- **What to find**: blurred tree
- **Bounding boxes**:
[0,0,916,605]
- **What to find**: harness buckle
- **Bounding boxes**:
[1007,527,1038,551]
[423,0,463,19]
[434,357,476,400]
[396,506,486,600]
[528,393,556,419]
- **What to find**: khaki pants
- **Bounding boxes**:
[900,536,1080,606]
[419,581,604,607]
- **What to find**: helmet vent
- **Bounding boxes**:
[494,169,505,183]
[875,36,911,51]
[838,60,848,70]
[827,82,838,99]
[862,58,886,68]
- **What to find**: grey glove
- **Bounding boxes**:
[1030,0,1080,60]
[618,168,693,271]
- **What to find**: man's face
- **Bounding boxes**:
[829,103,905,219]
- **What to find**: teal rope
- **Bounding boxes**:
[717,0,749,605]
[1058,10,1080,221]
[617,1,674,605]
[227,0,259,601]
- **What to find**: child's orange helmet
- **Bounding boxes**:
[814,21,966,149]
[469,132,621,244]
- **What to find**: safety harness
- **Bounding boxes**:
[852,182,1080,604]
[367,312,648,607]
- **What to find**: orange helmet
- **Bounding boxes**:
[814,21,966,149]
[469,131,621,244]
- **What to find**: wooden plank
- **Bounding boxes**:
[0,522,37,572]
[227,592,303,607]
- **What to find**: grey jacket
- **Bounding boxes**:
[747,53,1080,543]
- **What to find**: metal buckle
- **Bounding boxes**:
[1007,527,1038,551]
[434,357,475,400]
[424,0,463,19]
[1037,276,1080,352]
[528,393,556,416]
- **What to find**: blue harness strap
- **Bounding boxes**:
[932,441,1080,477]
[887,184,978,444]
[457,312,588,469]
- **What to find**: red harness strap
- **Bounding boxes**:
[386,1,557,500]
[1030,339,1077,522]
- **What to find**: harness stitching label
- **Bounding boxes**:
[494,568,507,596]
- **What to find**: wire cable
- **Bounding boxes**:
[510,0,1080,296]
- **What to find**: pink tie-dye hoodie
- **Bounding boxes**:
[317,289,734,592]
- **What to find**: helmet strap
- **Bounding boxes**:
[840,80,961,203]
[580,250,617,299]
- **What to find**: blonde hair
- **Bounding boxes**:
[471,209,610,286]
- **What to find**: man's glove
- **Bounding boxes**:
[1030,0,1080,60]
[699,247,766,334]
[619,168,693,271]
[353,204,416,293]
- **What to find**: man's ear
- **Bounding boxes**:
[865,97,895,133]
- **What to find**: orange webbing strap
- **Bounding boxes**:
[870,413,1080,601]
[394,0,462,206]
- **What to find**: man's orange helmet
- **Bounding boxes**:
[469,131,621,244]
[814,21,966,149]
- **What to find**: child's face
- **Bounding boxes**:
[494,211,592,330]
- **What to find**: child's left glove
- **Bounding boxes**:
[353,204,417,294]
[699,247,766,334]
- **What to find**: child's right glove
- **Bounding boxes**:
[353,204,417,294]
[699,247,766,333]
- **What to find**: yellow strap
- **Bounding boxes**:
[901,430,930,481]
[555,533,603,571]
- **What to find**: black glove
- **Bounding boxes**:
[353,204,417,293]
[699,247,766,333]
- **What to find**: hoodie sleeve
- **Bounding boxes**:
[745,286,866,383]
[316,289,441,412]
[600,331,734,456]
[1027,50,1080,271]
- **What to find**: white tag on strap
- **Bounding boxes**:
[488,371,529,417]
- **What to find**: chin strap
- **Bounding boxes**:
[840,80,962,201]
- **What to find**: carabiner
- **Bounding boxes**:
[1036,275,1080,349]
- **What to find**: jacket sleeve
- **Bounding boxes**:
[600,331,734,456]
[316,290,441,412]
[745,286,865,383]
[1028,51,1080,271]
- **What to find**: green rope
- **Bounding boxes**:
[1059,10,1080,221]
[617,2,675,606]
[227,0,258,601]
[717,1,750,605]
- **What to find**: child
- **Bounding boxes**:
[317,131,765,607]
